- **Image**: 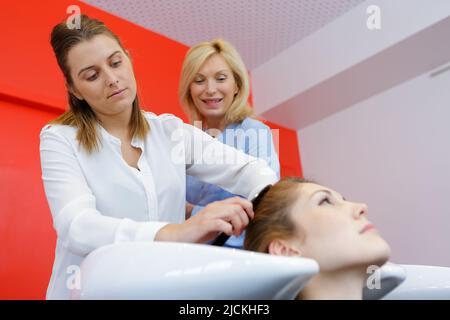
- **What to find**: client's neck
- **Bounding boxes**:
[298,267,367,300]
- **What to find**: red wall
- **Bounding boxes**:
[0,1,302,299]
[248,75,303,178]
[265,121,303,177]
[0,98,58,299]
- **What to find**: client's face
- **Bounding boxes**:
[289,183,390,272]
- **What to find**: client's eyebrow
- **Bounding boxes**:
[310,189,345,201]
[77,50,122,77]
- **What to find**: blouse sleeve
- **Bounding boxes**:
[40,126,168,257]
[246,122,280,179]
[183,123,278,200]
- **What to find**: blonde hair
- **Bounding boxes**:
[49,15,149,153]
[178,38,253,126]
[244,177,313,253]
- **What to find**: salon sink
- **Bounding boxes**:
[382,264,450,299]
[71,242,319,300]
[363,262,407,300]
[71,242,448,300]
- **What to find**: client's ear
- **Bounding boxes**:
[268,239,302,257]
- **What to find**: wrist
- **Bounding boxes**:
[154,223,182,242]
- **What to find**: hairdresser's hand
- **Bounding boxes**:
[155,197,254,243]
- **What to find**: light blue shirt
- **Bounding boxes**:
[186,117,281,248]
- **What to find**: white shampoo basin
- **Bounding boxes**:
[72,242,319,299]
[383,264,450,299]
[72,242,447,300]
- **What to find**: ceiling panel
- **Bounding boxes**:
[81,0,365,70]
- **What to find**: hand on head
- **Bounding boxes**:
[156,197,253,243]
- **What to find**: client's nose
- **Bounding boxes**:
[354,203,368,219]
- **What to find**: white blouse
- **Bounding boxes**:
[40,112,278,299]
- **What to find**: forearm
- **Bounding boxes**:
[185,123,277,200]
[188,147,277,200]
[154,223,182,242]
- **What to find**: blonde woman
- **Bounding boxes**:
[179,39,280,248]
[41,15,277,299]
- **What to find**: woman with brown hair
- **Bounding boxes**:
[40,15,277,299]
[244,177,391,299]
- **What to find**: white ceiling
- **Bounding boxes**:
[79,0,450,130]
[81,0,365,70]
[252,0,450,129]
